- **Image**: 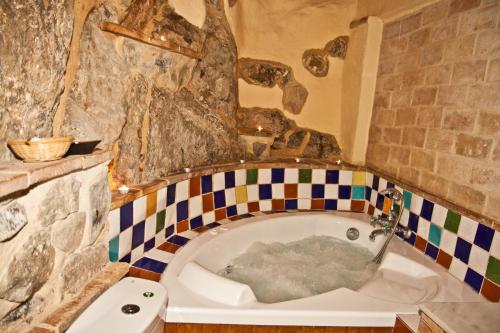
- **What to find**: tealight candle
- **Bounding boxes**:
[118,185,129,195]
[336,160,342,165]
[295,157,300,163]
[184,167,191,173]
[257,126,263,132]
[240,159,245,164]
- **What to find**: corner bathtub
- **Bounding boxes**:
[160,212,484,327]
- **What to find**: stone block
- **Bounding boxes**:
[383,21,401,40]
[452,60,487,83]
[410,149,435,171]
[374,92,391,109]
[376,74,401,92]
[389,146,411,165]
[486,57,500,82]
[429,18,458,42]
[324,36,349,59]
[444,34,476,61]
[437,154,473,182]
[366,144,390,168]
[236,108,295,135]
[87,170,111,245]
[0,203,27,242]
[412,87,437,106]
[51,212,85,253]
[302,131,341,159]
[398,166,420,187]
[282,81,309,115]
[425,64,453,85]
[455,133,493,158]
[383,128,402,145]
[417,107,443,128]
[374,109,396,127]
[471,166,500,187]
[396,108,418,126]
[38,177,81,227]
[478,112,500,135]
[378,56,398,75]
[402,127,427,147]
[396,51,421,72]
[494,142,500,162]
[467,84,500,109]
[449,0,481,17]
[391,89,413,108]
[485,194,500,222]
[61,245,108,294]
[419,171,449,199]
[422,1,450,26]
[436,85,468,107]
[302,49,329,77]
[409,28,430,49]
[458,4,498,34]
[425,129,454,152]
[380,37,409,58]
[400,13,422,35]
[368,126,382,144]
[420,42,445,66]
[400,70,425,89]
[442,109,476,131]
[448,182,485,213]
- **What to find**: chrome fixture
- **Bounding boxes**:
[346,227,360,241]
[369,188,411,264]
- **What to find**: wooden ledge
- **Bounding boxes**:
[0,150,112,200]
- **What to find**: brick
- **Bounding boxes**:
[417,106,443,128]
[391,89,412,108]
[426,129,454,152]
[411,149,435,171]
[425,64,453,85]
[449,0,481,16]
[409,28,430,49]
[422,1,450,25]
[396,51,421,72]
[398,166,420,187]
[455,133,493,158]
[467,84,500,109]
[383,21,401,40]
[412,87,437,106]
[402,127,427,147]
[383,128,402,145]
[474,30,500,57]
[419,171,449,199]
[486,194,500,222]
[471,166,500,186]
[401,13,422,35]
[478,112,500,135]
[400,70,425,88]
[368,126,382,143]
[458,4,498,34]
[494,142,500,162]
[447,182,485,213]
[396,108,418,126]
[444,34,476,61]
[430,18,458,42]
[437,154,473,182]
[452,60,487,83]
[420,42,445,66]
[486,57,500,82]
[366,143,390,167]
[442,109,476,131]
[380,37,409,58]
[374,92,391,109]
[436,85,468,107]
[389,146,411,165]
[378,56,398,75]
[374,109,396,127]
[376,74,401,92]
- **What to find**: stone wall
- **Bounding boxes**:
[0,163,111,332]
[367,0,500,223]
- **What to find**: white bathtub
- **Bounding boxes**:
[161,212,484,327]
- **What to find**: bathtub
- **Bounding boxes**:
[160,212,484,327]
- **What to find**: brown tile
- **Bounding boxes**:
[128,267,160,282]
[146,191,157,218]
[272,199,285,211]
[214,208,227,221]
[350,200,365,212]
[368,205,375,215]
[229,215,242,221]
[311,199,325,210]
[248,201,260,212]
[193,226,210,233]
[481,278,500,302]
[284,184,298,198]
[414,235,428,252]
[157,242,180,253]
[436,250,453,269]
[176,219,189,233]
[202,193,214,212]
[190,176,201,197]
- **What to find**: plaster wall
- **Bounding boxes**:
[356,0,439,22]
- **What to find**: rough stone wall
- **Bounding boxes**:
[0,164,111,332]
[367,0,500,222]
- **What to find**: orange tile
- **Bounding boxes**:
[284,184,298,198]
[157,242,180,253]
[248,201,260,212]
[190,176,201,197]
[146,191,157,218]
[414,235,427,253]
[436,250,452,269]
[176,219,189,233]
[351,200,365,212]
[215,208,227,221]
[128,267,160,282]
[368,204,375,215]
[194,226,210,233]
[481,278,500,302]
[229,215,242,221]
[272,199,285,211]
[382,197,392,213]
[311,199,325,210]
[202,193,214,212]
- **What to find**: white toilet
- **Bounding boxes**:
[67,277,168,333]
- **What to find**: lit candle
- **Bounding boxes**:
[295,157,300,163]
[184,167,191,173]
[336,160,342,165]
[118,185,129,195]
[257,126,263,132]
[240,159,245,164]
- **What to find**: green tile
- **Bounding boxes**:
[428,223,442,247]
[156,209,166,233]
[403,190,412,209]
[247,169,258,184]
[486,256,500,285]
[108,235,119,262]
[299,169,312,183]
[352,186,365,200]
[444,210,461,233]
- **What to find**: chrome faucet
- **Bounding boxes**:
[369,188,411,264]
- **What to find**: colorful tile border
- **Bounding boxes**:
[107,168,500,302]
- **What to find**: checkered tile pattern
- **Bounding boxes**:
[108,168,500,302]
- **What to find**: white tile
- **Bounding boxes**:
[189,195,202,218]
[468,245,490,275]
[394,184,404,194]
[491,231,500,259]
[246,184,259,202]
[258,168,272,184]
[155,232,165,245]
[410,194,423,215]
[175,180,189,202]
[324,184,338,199]
[400,209,410,227]
[431,204,447,227]
[365,172,374,188]
[298,184,311,198]
[312,169,326,184]
[144,215,156,241]
[370,190,377,205]
[339,170,352,185]
[338,199,351,211]
[178,230,199,239]
[449,257,468,281]
[156,188,167,212]
[202,211,216,225]
[165,205,176,227]
[441,229,458,255]
[133,196,147,224]
[212,172,225,191]
[235,169,246,186]
[108,209,120,238]
[119,228,132,259]
[378,177,388,190]
[225,188,236,206]
[457,216,478,244]
[272,184,284,199]
[284,168,298,183]
[298,199,311,210]
[146,249,175,263]
[259,200,272,211]
[236,203,248,215]
[131,245,144,263]
[417,217,430,240]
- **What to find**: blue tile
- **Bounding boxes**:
[109,235,119,262]
[259,184,272,200]
[144,237,155,252]
[338,186,351,199]
[404,232,416,246]
[213,190,226,209]
[226,205,237,217]
[425,243,439,260]
[325,170,339,184]
[454,237,472,264]
[167,184,176,206]
[165,224,175,238]
[351,186,365,200]
[285,199,298,210]
[387,182,395,189]
[120,202,133,231]
[167,235,190,246]
[133,257,167,274]
[201,175,212,194]
[464,268,483,292]
[312,184,325,198]
[176,200,188,221]
[420,200,434,221]
[325,199,337,210]
[239,213,254,218]
[225,171,235,188]
[131,221,145,249]
[365,186,371,200]
[376,193,385,210]
[190,216,203,229]
[119,253,131,263]
[408,212,419,233]
[474,224,494,251]
[206,222,221,229]
[272,169,285,183]
[372,175,380,191]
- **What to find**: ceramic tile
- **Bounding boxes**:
[311,184,325,198]
[133,196,146,225]
[225,188,236,206]
[258,168,272,184]
[337,199,351,211]
[440,229,458,255]
[352,171,365,185]
[156,187,167,211]
[146,192,157,218]
[225,171,235,188]
[298,169,312,183]
[235,186,248,204]
[431,204,447,227]
[235,169,246,186]
[312,169,326,184]
[259,200,272,212]
[189,195,202,218]
[464,268,483,292]
[339,170,352,185]
[428,223,442,246]
[246,169,258,184]
[417,217,430,239]
[444,210,461,233]
[324,184,338,199]
[201,175,212,193]
[236,203,249,215]
[474,224,494,252]
[175,180,189,202]
[410,194,423,215]
[247,184,259,202]
[449,257,468,281]
[189,176,201,197]
[144,215,156,242]
[118,227,132,260]
[458,216,478,243]
[284,168,298,183]
[167,184,176,205]
[271,168,285,183]
[298,183,311,198]
[490,231,500,259]
[468,245,490,275]
[108,209,120,238]
[486,256,500,285]
[325,170,339,184]
[454,237,472,264]
[272,183,285,199]
[259,184,272,200]
[212,172,225,191]
[202,211,216,225]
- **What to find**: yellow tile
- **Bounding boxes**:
[235,186,248,204]
[352,171,366,185]
[146,191,157,218]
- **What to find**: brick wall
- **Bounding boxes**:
[367,0,500,223]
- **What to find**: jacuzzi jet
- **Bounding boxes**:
[346,227,359,240]
[223,265,233,275]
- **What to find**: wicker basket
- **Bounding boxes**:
[8,137,74,162]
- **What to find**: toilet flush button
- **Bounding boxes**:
[121,304,140,314]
